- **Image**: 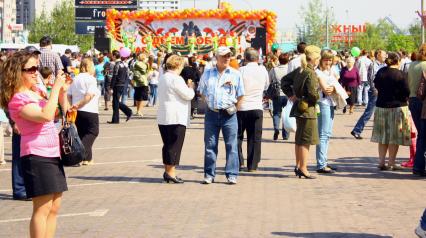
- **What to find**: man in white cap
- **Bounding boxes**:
[198,46,245,185]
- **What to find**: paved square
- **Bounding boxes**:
[0,105,424,238]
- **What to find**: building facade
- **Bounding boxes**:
[138,0,180,10]
[16,0,62,27]
[0,0,17,43]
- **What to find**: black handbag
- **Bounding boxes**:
[59,111,85,166]
[266,68,281,99]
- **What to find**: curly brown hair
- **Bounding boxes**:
[0,51,38,109]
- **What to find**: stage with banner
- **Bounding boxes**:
[105,2,277,55]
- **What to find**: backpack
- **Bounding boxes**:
[266,68,281,99]
[417,71,426,100]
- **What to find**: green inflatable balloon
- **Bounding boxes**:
[271,43,279,51]
[351,47,361,57]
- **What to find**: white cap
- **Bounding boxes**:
[216,46,231,56]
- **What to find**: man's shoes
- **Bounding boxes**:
[415,224,426,238]
[351,131,363,140]
[413,170,426,177]
[343,107,347,114]
[316,168,335,174]
[107,121,119,124]
[202,177,214,184]
[13,196,31,201]
[126,112,133,122]
[326,165,337,171]
[227,177,237,185]
[273,130,279,140]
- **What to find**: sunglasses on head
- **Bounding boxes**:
[22,66,39,74]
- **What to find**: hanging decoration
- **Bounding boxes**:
[105,2,277,55]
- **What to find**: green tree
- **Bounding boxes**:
[356,23,387,51]
[387,34,416,52]
[408,21,422,49]
[28,0,93,52]
[298,0,336,48]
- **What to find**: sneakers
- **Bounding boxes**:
[202,177,214,184]
[227,177,237,185]
[350,131,363,140]
[415,224,426,238]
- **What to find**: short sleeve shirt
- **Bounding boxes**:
[8,92,60,158]
[68,73,100,113]
[198,66,245,110]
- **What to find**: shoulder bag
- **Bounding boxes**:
[59,110,86,166]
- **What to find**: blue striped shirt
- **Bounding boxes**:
[198,66,245,110]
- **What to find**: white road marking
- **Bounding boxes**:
[0,209,109,223]
[98,133,160,139]
[94,144,162,150]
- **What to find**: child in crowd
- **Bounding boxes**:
[40,67,54,96]
[147,63,160,107]
[402,115,417,168]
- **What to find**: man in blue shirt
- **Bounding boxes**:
[198,46,245,185]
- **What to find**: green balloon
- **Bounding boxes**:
[271,43,279,51]
[351,47,361,57]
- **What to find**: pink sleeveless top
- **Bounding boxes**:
[8,92,60,158]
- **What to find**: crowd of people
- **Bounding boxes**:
[0,34,426,237]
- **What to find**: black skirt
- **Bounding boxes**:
[21,155,68,198]
[134,86,149,101]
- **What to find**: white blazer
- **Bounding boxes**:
[157,71,195,126]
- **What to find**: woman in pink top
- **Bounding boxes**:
[0,50,70,238]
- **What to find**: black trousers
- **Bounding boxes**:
[112,86,132,123]
[158,124,186,166]
[75,111,99,162]
[237,110,263,170]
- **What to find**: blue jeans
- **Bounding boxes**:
[357,81,370,105]
[204,109,239,179]
[352,90,377,135]
[409,97,426,172]
[316,102,335,169]
[149,84,158,106]
[421,209,426,229]
[272,96,289,138]
[11,133,26,198]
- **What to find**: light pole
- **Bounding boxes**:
[325,0,329,48]
[346,9,350,48]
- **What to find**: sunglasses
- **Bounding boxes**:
[22,66,39,74]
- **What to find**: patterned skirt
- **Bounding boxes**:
[371,106,411,146]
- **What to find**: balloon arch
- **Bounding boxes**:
[105,2,277,55]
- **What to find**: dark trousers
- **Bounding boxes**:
[409,97,426,172]
[75,111,99,162]
[158,124,186,166]
[237,110,263,170]
[11,132,26,198]
[112,86,132,123]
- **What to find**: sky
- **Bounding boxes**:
[180,0,421,33]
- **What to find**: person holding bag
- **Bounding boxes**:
[1,50,71,238]
[281,45,321,179]
[68,57,100,166]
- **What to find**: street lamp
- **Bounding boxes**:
[325,0,329,48]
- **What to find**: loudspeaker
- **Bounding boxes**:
[94,38,110,52]
[94,27,106,38]
[251,27,266,54]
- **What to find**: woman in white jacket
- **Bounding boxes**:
[157,55,195,183]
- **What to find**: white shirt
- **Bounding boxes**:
[356,56,371,82]
[148,70,160,85]
[157,71,195,126]
[238,62,269,111]
[68,73,100,114]
[288,54,303,74]
[316,69,338,106]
